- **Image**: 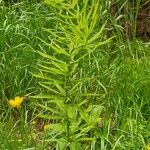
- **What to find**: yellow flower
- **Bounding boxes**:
[8,96,24,108]
[146,145,150,150]
[44,124,49,131]
[32,121,36,125]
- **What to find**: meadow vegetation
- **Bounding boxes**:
[0,0,150,149]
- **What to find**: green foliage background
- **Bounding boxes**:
[0,0,150,149]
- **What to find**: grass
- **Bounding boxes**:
[0,0,150,149]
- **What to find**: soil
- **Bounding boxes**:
[111,0,150,41]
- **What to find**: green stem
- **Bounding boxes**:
[66,116,70,150]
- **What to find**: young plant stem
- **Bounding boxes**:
[66,117,70,149]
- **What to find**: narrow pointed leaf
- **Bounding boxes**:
[38,114,62,120]
[88,21,107,44]
[35,103,60,114]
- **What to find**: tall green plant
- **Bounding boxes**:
[33,0,113,149]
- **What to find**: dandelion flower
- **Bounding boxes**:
[8,96,24,108]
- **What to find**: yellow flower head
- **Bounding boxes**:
[146,145,150,150]
[44,124,49,131]
[32,121,36,125]
[8,96,24,108]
